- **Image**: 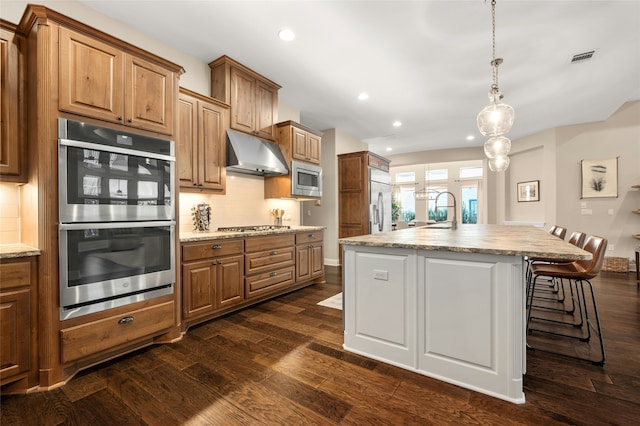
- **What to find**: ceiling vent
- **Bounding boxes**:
[571,50,597,63]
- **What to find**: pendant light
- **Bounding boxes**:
[477,0,514,172]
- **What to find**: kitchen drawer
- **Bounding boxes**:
[0,261,31,290]
[60,301,174,363]
[245,247,295,275]
[295,230,323,245]
[245,266,295,298]
[182,239,244,262]
[245,234,294,253]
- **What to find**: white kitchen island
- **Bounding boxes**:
[339,224,591,404]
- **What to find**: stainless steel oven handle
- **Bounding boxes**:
[59,220,176,230]
[59,138,175,162]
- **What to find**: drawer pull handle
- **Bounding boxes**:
[309,234,314,238]
[212,261,218,266]
[212,244,222,249]
[270,272,277,277]
[118,316,134,324]
[270,251,277,255]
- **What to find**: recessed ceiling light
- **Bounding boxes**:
[278,29,295,41]
[386,147,393,152]
[466,135,475,141]
[358,92,369,100]
[393,121,402,127]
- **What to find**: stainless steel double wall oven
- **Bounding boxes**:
[58,119,176,319]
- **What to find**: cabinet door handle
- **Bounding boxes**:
[270,272,277,277]
[127,118,133,123]
[117,116,123,121]
[118,316,134,324]
[270,251,277,255]
[212,260,218,266]
[212,244,222,249]
[309,234,314,238]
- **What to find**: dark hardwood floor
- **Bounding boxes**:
[2,267,639,425]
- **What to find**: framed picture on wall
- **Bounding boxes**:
[581,158,618,198]
[517,180,540,202]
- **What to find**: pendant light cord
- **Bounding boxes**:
[490,0,502,97]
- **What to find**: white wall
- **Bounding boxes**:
[555,101,640,262]
[303,128,368,266]
[491,101,640,265]
[506,147,545,223]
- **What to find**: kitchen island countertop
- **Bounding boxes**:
[180,225,326,243]
[339,224,591,261]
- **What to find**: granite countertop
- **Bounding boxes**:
[181,225,326,243]
[339,224,591,260]
[0,244,41,259]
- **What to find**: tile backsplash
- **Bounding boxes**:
[0,184,20,244]
[178,174,300,233]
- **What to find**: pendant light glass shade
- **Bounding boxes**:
[477,92,515,137]
[488,155,510,172]
[483,135,511,159]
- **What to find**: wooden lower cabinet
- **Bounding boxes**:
[180,231,324,329]
[0,256,37,392]
[295,231,324,282]
[181,239,244,323]
[60,301,174,364]
[245,234,295,298]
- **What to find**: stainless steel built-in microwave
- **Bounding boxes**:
[58,119,175,223]
[291,160,322,198]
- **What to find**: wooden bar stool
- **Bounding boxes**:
[526,235,607,365]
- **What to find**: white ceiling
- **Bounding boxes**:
[79,0,640,156]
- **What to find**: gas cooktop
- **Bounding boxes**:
[217,225,291,232]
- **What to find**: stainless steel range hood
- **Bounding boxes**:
[226,130,288,176]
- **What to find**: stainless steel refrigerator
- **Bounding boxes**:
[369,167,392,233]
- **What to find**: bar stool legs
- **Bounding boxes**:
[526,235,607,366]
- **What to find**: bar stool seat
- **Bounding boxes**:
[527,231,587,307]
[527,235,607,365]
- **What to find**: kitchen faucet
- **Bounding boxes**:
[435,191,457,230]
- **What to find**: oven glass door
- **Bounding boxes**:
[60,143,174,222]
[59,221,175,310]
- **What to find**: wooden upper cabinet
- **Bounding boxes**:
[0,21,26,182]
[125,56,174,134]
[59,27,175,135]
[254,80,278,140]
[229,67,255,135]
[209,55,280,140]
[281,122,322,165]
[178,88,229,194]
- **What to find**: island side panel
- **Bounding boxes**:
[417,251,525,403]
[343,246,417,368]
